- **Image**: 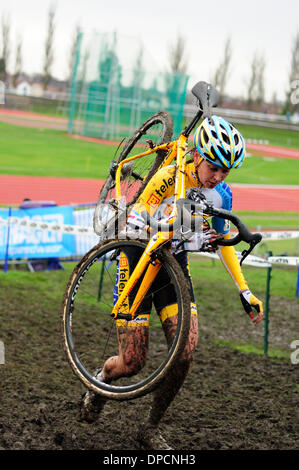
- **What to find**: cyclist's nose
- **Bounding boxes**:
[214,171,225,183]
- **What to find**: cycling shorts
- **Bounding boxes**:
[114,245,197,327]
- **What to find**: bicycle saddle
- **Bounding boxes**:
[191,81,219,118]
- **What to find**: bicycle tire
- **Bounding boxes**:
[61,239,191,401]
[94,111,173,236]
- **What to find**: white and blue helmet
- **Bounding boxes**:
[194,115,246,169]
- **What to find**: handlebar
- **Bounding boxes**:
[203,204,262,247]
[141,199,262,264]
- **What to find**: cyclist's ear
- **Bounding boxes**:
[193,151,203,167]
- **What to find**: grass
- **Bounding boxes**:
[237,123,299,150]
[231,211,299,256]
[1,121,299,185]
[235,211,299,228]
[212,338,289,359]
[1,257,297,360]
[189,255,298,298]
[225,154,299,186]
[0,122,115,179]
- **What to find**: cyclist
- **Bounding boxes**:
[80,115,264,450]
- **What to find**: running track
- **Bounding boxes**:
[0,174,299,212]
[1,109,299,211]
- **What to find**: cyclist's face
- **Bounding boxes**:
[196,157,230,188]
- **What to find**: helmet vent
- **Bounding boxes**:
[218,146,228,158]
[203,129,209,143]
[222,133,230,145]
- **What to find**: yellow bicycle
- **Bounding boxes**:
[61,81,262,401]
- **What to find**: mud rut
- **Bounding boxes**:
[0,320,297,452]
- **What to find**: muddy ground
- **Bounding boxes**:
[0,284,299,458]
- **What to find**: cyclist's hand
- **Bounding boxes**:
[240,289,264,324]
[201,227,224,252]
[183,224,224,253]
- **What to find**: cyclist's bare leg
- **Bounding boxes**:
[138,311,198,449]
[149,313,198,423]
[103,324,149,380]
[80,323,149,422]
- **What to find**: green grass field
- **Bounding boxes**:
[0,122,115,179]
[1,121,299,184]
[237,123,299,150]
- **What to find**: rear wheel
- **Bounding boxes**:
[94,111,173,236]
[61,239,191,401]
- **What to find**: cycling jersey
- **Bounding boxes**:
[127,161,249,293]
[128,162,231,234]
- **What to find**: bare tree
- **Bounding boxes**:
[0,13,11,81]
[256,55,266,105]
[12,34,22,87]
[168,34,188,74]
[285,32,299,113]
[247,52,266,107]
[68,23,81,84]
[42,4,56,90]
[212,37,232,104]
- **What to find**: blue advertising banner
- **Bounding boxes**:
[0,205,75,259]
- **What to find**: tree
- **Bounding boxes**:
[247,52,266,107]
[12,34,22,87]
[285,32,299,114]
[168,33,188,74]
[68,23,81,84]
[0,13,10,81]
[211,37,232,104]
[42,4,56,91]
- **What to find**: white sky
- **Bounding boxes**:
[1,0,299,102]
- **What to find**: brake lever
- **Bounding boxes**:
[240,239,259,266]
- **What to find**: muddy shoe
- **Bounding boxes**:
[137,421,173,450]
[79,369,108,423]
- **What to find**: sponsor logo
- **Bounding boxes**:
[163,203,173,217]
[154,176,175,198]
[119,254,129,267]
[146,193,160,207]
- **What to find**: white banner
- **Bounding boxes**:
[0,216,96,236]
[260,231,299,241]
[268,256,299,266]
[197,252,272,268]
[1,217,298,268]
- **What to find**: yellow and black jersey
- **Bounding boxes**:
[127,161,249,293]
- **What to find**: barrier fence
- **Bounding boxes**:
[0,205,298,355]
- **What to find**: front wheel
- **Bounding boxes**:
[61,239,191,401]
[94,111,173,237]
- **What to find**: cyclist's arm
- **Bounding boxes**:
[127,165,176,230]
[217,233,264,324]
[216,233,248,291]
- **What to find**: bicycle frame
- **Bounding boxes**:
[111,134,190,320]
